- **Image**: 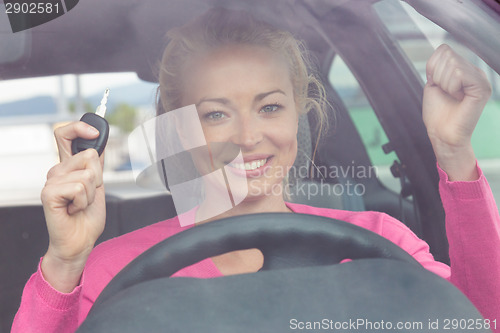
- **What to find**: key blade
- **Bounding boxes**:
[95,88,110,118]
[95,105,107,117]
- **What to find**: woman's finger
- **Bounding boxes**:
[426,44,448,85]
[47,149,103,188]
[54,121,100,162]
[444,65,466,101]
[430,48,450,87]
[41,181,90,215]
[45,168,98,205]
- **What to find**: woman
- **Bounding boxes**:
[12,8,499,332]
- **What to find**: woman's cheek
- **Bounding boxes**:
[275,121,298,148]
[201,125,227,143]
[272,129,298,166]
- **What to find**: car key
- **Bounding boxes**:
[71,88,110,156]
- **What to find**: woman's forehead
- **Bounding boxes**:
[187,44,289,72]
[181,44,294,100]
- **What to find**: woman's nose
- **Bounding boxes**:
[230,115,263,149]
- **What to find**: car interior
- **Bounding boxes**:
[1,0,499,331]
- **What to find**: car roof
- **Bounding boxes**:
[0,0,332,81]
[2,0,499,82]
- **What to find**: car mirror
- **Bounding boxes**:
[0,6,31,66]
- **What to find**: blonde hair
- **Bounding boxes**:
[157,8,330,142]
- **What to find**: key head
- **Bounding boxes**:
[71,113,110,156]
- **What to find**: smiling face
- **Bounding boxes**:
[180,44,299,203]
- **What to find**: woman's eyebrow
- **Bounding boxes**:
[195,89,286,107]
[254,89,286,102]
[196,97,230,107]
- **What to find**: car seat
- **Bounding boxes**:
[288,114,365,211]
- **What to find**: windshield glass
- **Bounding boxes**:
[1,1,500,332]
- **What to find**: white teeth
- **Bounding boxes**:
[231,158,267,170]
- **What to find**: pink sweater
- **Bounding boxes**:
[12,165,500,332]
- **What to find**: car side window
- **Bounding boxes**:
[0,73,159,206]
[328,55,401,193]
[374,0,500,207]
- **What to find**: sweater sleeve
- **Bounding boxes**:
[11,258,82,333]
[437,162,500,324]
[10,216,190,332]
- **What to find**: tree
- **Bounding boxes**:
[68,100,93,114]
[107,103,138,133]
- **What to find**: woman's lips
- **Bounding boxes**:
[226,156,273,177]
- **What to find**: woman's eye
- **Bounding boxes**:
[260,104,280,113]
[205,111,226,120]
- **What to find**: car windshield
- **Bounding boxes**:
[1,0,500,332]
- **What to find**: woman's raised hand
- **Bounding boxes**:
[423,44,492,181]
[40,122,106,293]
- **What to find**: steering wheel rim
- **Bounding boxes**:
[90,212,419,312]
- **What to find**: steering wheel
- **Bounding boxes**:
[92,213,418,307]
[78,213,486,333]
